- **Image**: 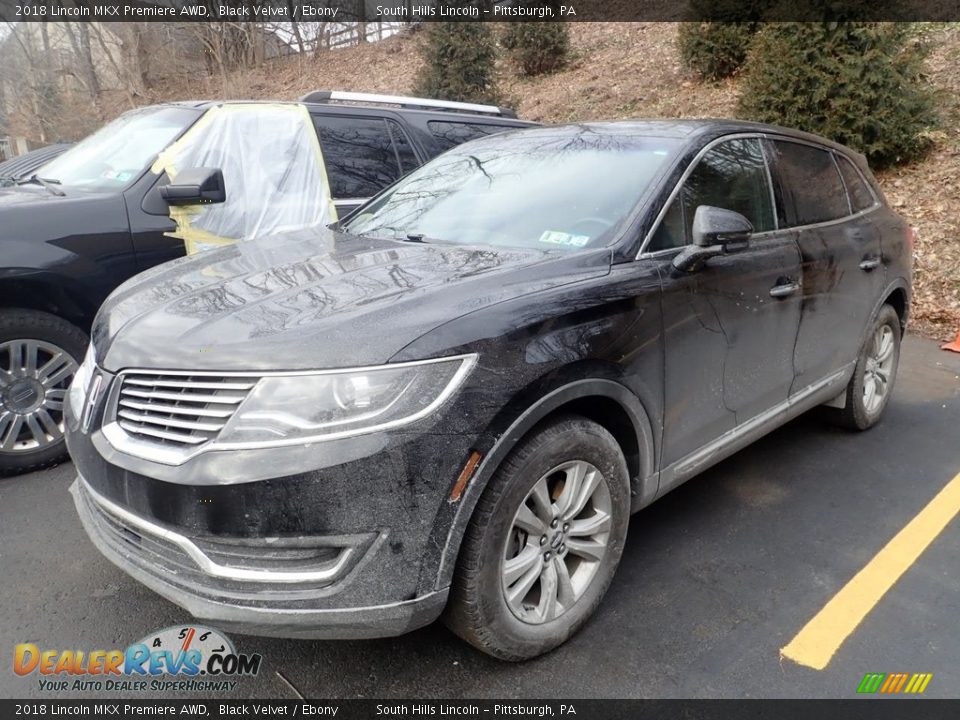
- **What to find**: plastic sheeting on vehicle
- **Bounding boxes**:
[151,103,337,255]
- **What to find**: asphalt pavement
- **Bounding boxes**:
[2,334,959,700]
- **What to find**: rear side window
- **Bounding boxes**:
[770,140,850,226]
[312,115,418,200]
[427,121,510,153]
[836,155,876,213]
[649,137,775,251]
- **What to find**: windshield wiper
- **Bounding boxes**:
[17,174,65,197]
[403,234,429,244]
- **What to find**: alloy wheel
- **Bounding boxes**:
[863,325,895,416]
[501,460,612,624]
[0,339,78,453]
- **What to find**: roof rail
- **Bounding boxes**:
[298,90,517,119]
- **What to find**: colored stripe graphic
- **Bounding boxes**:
[857,673,932,694]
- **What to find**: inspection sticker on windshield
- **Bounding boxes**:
[538,231,590,247]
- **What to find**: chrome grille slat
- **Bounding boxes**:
[117,409,224,433]
[118,399,235,418]
[123,378,255,391]
[112,372,257,449]
[120,388,247,404]
[118,420,209,444]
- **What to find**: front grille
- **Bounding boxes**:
[115,372,257,447]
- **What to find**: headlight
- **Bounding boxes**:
[67,343,95,417]
[216,354,477,446]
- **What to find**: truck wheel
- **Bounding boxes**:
[0,310,87,476]
[445,415,630,661]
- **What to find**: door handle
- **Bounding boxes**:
[859,257,882,272]
[769,282,800,299]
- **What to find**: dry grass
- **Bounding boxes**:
[874,25,960,339]
[107,22,960,340]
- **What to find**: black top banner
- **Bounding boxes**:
[1,0,960,22]
[2,700,960,720]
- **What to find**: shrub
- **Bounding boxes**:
[738,23,937,168]
[414,22,501,105]
[678,22,759,80]
[502,18,570,77]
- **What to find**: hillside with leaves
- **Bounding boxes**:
[20,22,960,339]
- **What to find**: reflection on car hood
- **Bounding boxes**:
[94,228,611,372]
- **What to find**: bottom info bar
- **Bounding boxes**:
[9,702,588,720]
[8,700,960,720]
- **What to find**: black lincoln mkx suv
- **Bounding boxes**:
[66,120,912,660]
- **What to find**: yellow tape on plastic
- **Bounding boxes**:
[151,103,337,255]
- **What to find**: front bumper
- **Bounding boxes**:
[70,475,448,638]
[63,355,514,639]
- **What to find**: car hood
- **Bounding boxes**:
[93,228,611,372]
[0,184,120,239]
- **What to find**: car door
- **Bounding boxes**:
[644,136,803,470]
[765,139,885,392]
[311,114,420,217]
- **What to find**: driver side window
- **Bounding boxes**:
[649,138,775,251]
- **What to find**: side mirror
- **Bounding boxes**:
[672,205,753,273]
[160,167,226,206]
[692,205,753,248]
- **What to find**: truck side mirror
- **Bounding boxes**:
[160,167,226,206]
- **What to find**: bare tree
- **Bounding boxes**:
[286,1,306,54]
[62,22,101,106]
[1,23,62,142]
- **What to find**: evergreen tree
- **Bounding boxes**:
[678,22,759,80]
[502,14,570,77]
[738,23,937,167]
[414,22,501,105]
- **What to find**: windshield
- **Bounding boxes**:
[342,130,682,251]
[36,106,200,192]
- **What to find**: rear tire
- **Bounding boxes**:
[0,310,87,477]
[445,415,630,661]
[828,304,901,431]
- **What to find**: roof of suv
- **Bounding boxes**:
[482,118,869,164]
[161,93,537,127]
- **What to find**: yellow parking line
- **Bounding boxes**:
[781,470,960,670]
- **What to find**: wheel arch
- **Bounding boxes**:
[856,277,910,353]
[0,273,95,330]
[421,376,658,595]
[882,283,909,332]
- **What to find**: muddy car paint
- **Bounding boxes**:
[65,120,912,641]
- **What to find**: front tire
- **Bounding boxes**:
[0,310,87,476]
[445,415,630,661]
[830,304,902,431]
